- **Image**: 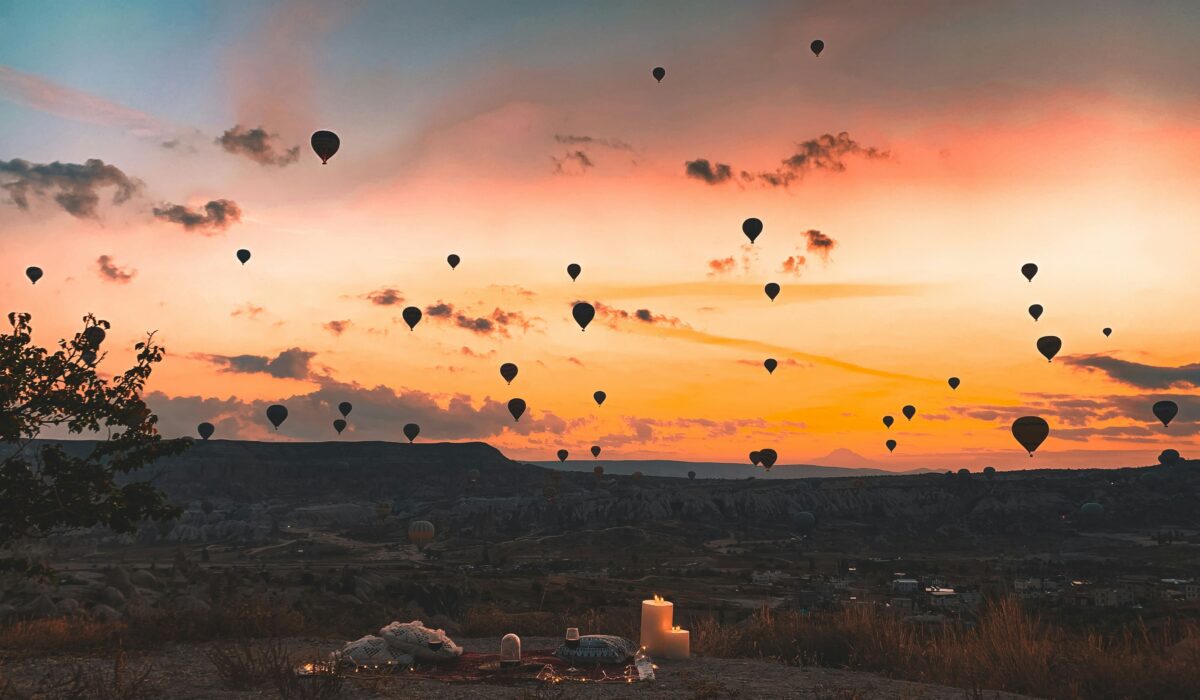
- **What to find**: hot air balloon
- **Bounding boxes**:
[886,439,897,453]
[236,249,251,265]
[652,66,665,82]
[1102,327,1112,337]
[555,449,568,463]
[749,451,762,466]
[1021,263,1038,282]
[810,39,824,57]
[81,350,97,365]
[567,263,581,281]
[1152,400,1178,427]
[333,419,347,435]
[882,415,894,429]
[197,422,214,440]
[25,267,42,284]
[764,358,778,374]
[758,448,778,469]
[742,217,763,244]
[508,398,526,422]
[1079,502,1104,517]
[266,404,288,430]
[1036,336,1061,362]
[591,445,601,458]
[593,390,606,406]
[1011,416,1049,456]
[948,377,960,390]
[1159,449,1181,466]
[407,520,435,546]
[687,470,696,480]
[83,326,106,346]
[1028,304,1043,321]
[447,254,460,269]
[983,466,997,477]
[500,363,518,384]
[402,306,422,331]
[795,511,816,533]
[902,405,916,421]
[468,468,481,483]
[572,302,595,331]
[764,283,780,301]
[593,465,604,477]
[311,130,340,164]
[403,423,420,443]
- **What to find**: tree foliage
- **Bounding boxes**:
[0,312,188,543]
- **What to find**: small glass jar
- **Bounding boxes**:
[500,633,521,668]
[565,627,580,649]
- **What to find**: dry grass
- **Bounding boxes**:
[690,598,1200,700]
[0,648,158,700]
[460,605,638,640]
[206,637,290,690]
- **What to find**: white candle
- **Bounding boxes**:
[640,595,673,655]
[663,626,690,660]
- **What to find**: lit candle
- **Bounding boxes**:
[640,594,673,655]
[663,625,690,660]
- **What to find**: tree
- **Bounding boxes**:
[0,312,188,545]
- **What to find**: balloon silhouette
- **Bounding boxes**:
[82,326,106,347]
[507,398,526,422]
[236,249,251,265]
[902,405,916,421]
[81,350,97,365]
[591,445,601,458]
[1021,263,1038,282]
[764,358,778,374]
[593,390,606,406]
[886,439,897,453]
[594,465,604,477]
[402,306,422,331]
[1102,327,1112,337]
[1011,416,1049,456]
[567,263,581,281]
[1152,400,1178,427]
[882,415,894,429]
[1036,336,1061,362]
[408,520,435,545]
[795,511,816,533]
[403,423,420,443]
[572,302,595,331]
[557,449,568,462]
[311,130,340,164]
[338,401,352,417]
[764,282,780,301]
[25,267,42,284]
[948,377,960,390]
[758,448,778,469]
[810,39,824,57]
[500,363,518,384]
[266,404,288,430]
[742,217,763,244]
[687,470,696,480]
[447,254,460,269]
[652,66,665,82]
[333,419,347,435]
[197,422,214,440]
[1028,304,1043,321]
[749,451,762,466]
[1159,449,1180,466]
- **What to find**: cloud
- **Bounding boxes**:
[554,134,633,151]
[95,255,135,284]
[587,301,687,329]
[216,125,301,167]
[1062,355,1200,389]
[460,346,497,359]
[551,150,594,175]
[684,158,733,184]
[0,66,178,140]
[426,302,454,318]
[425,302,537,338]
[152,199,242,233]
[231,303,266,320]
[196,347,317,380]
[737,358,805,369]
[362,287,404,306]
[780,255,807,276]
[707,257,736,277]
[323,320,351,336]
[0,158,141,219]
[804,230,837,259]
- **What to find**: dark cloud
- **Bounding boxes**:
[323,320,351,336]
[216,125,300,167]
[804,230,837,259]
[196,347,317,380]
[1062,355,1200,389]
[426,303,454,318]
[551,150,594,175]
[589,301,686,329]
[425,303,535,338]
[363,287,404,306]
[554,134,633,151]
[707,257,736,277]
[95,255,135,284]
[152,199,241,233]
[0,158,141,219]
[683,158,733,184]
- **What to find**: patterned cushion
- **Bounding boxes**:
[379,620,463,662]
[333,634,414,668]
[554,635,637,664]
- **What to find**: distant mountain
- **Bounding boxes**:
[531,459,898,480]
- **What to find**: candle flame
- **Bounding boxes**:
[672,625,681,631]
[653,594,663,603]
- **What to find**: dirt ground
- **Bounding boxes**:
[0,635,1040,700]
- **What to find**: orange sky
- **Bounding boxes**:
[2,1,1199,469]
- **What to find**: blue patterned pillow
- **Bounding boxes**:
[554,635,637,664]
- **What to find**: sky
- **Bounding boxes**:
[2,0,1199,470]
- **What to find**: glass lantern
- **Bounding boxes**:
[500,633,521,668]
[565,627,581,649]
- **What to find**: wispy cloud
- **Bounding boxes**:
[0,66,177,139]
[195,347,317,380]
[686,132,890,188]
[152,199,241,233]
[684,158,733,184]
[1062,355,1200,389]
[95,255,135,284]
[323,319,351,336]
[216,125,300,166]
[0,158,141,219]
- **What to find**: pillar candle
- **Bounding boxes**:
[663,626,690,660]
[639,595,673,655]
